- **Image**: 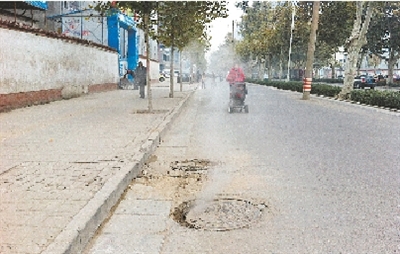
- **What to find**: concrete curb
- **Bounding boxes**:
[42,89,196,254]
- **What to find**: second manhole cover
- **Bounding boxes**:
[173,198,266,231]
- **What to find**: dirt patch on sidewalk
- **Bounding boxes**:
[132,158,211,206]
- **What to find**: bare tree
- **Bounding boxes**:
[339,1,375,99]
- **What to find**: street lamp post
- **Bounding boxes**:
[286,2,296,82]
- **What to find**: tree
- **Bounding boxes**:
[296,1,356,78]
[157,1,226,98]
[209,34,236,78]
[339,1,376,99]
[366,2,400,84]
[157,1,226,97]
[182,39,208,84]
[317,1,356,51]
[303,1,320,100]
[317,1,356,78]
[237,1,270,78]
[94,1,227,104]
[93,1,159,112]
[236,1,357,81]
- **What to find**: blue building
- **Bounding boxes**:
[107,10,138,82]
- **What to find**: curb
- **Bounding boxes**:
[42,89,196,254]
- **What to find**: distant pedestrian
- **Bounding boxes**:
[211,72,216,87]
[196,70,201,83]
[201,72,206,89]
[130,62,147,98]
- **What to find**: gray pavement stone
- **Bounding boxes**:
[124,184,169,200]
[0,83,196,254]
[88,233,164,254]
[102,214,168,234]
[114,199,171,215]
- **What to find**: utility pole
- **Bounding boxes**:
[232,20,235,42]
[232,20,235,61]
[302,1,320,100]
[287,2,296,82]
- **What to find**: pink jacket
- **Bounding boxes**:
[226,67,245,83]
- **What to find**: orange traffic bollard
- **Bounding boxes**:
[303,77,312,92]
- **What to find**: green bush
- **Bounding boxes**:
[273,81,303,92]
[314,78,344,84]
[311,83,342,97]
[387,82,400,87]
[247,79,342,97]
[351,90,400,109]
[247,79,400,109]
[376,80,386,86]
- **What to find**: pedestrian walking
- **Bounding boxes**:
[130,61,147,98]
[201,72,206,89]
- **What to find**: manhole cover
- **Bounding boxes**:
[172,198,266,231]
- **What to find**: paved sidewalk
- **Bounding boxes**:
[0,82,197,254]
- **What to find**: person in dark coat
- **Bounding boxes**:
[131,62,147,98]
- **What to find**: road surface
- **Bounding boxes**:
[86,79,400,253]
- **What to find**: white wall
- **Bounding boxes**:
[0,27,119,95]
[139,57,160,81]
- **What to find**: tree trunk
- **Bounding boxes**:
[341,44,360,97]
[188,51,194,84]
[302,1,320,100]
[179,50,183,91]
[339,1,374,100]
[169,45,175,98]
[357,50,366,75]
[279,46,283,80]
[387,50,397,84]
[258,61,263,80]
[267,54,272,81]
[144,13,152,112]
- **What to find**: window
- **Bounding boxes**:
[63,1,80,12]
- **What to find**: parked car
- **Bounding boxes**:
[162,69,170,78]
[374,74,384,82]
[162,69,179,78]
[178,73,191,83]
[384,74,400,83]
[159,73,166,82]
[353,75,376,89]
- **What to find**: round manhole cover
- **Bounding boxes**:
[172,198,266,231]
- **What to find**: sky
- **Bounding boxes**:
[206,1,244,59]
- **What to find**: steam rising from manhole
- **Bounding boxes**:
[171,198,266,231]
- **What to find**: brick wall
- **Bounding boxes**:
[0,20,119,112]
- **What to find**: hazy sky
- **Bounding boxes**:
[207,1,244,58]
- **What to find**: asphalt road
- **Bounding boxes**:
[86,80,400,253]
